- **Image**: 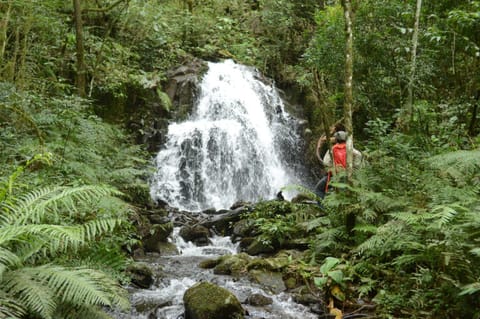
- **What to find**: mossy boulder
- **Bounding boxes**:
[183,282,245,319]
[198,258,220,269]
[249,270,286,294]
[213,253,251,276]
[126,262,155,289]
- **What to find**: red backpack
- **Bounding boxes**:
[332,143,347,170]
[324,143,347,193]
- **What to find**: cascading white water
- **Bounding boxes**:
[151,60,300,211]
[150,59,304,211]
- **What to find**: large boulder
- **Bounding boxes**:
[213,253,251,277]
[179,224,211,246]
[183,282,245,319]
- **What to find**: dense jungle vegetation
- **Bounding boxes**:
[0,0,479,318]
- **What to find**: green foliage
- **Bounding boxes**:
[245,200,322,247]
[312,127,480,317]
[0,160,131,318]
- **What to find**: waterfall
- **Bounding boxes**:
[150,60,304,211]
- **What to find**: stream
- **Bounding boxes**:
[114,229,319,318]
[114,60,317,318]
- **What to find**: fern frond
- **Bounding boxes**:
[82,218,123,242]
[0,291,26,319]
[460,282,480,296]
[429,204,468,228]
[356,220,409,256]
[28,265,129,310]
[0,247,21,277]
[428,149,480,185]
[54,303,114,319]
[8,185,122,225]
[3,268,56,318]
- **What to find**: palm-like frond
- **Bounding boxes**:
[0,182,131,318]
[3,268,57,318]
[3,265,129,319]
[54,303,115,319]
[31,265,129,309]
[5,185,123,225]
[0,291,26,319]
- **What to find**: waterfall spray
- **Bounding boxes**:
[150,60,304,211]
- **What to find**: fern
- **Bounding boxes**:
[0,182,131,318]
[3,268,57,318]
[8,185,123,225]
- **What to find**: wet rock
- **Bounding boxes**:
[284,276,298,289]
[245,239,276,256]
[179,224,211,246]
[249,270,286,294]
[213,253,251,276]
[246,255,289,272]
[127,262,154,289]
[165,59,207,122]
[232,219,255,241]
[157,242,179,256]
[143,222,174,253]
[282,238,310,251]
[198,258,220,269]
[146,214,170,225]
[230,201,251,210]
[293,292,319,305]
[183,282,245,319]
[245,293,273,306]
[200,207,247,236]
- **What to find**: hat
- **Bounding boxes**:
[334,131,347,142]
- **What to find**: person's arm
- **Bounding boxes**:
[323,150,333,169]
[316,135,327,162]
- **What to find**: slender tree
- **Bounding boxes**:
[402,0,422,131]
[73,0,86,97]
[341,0,355,236]
[341,0,354,181]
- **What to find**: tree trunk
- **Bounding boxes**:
[341,0,355,237]
[73,0,86,97]
[0,1,12,66]
[341,0,354,181]
[402,0,422,131]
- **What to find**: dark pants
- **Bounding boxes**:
[315,174,329,199]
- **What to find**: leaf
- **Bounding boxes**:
[314,276,328,288]
[330,285,345,302]
[320,257,340,274]
[327,270,344,284]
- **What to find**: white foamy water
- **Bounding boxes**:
[150,59,304,211]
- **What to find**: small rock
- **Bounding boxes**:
[245,293,273,306]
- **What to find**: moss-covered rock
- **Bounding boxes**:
[245,238,276,255]
[213,253,251,276]
[183,282,244,319]
[198,258,220,269]
[245,293,273,306]
[249,270,286,294]
[126,262,155,289]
